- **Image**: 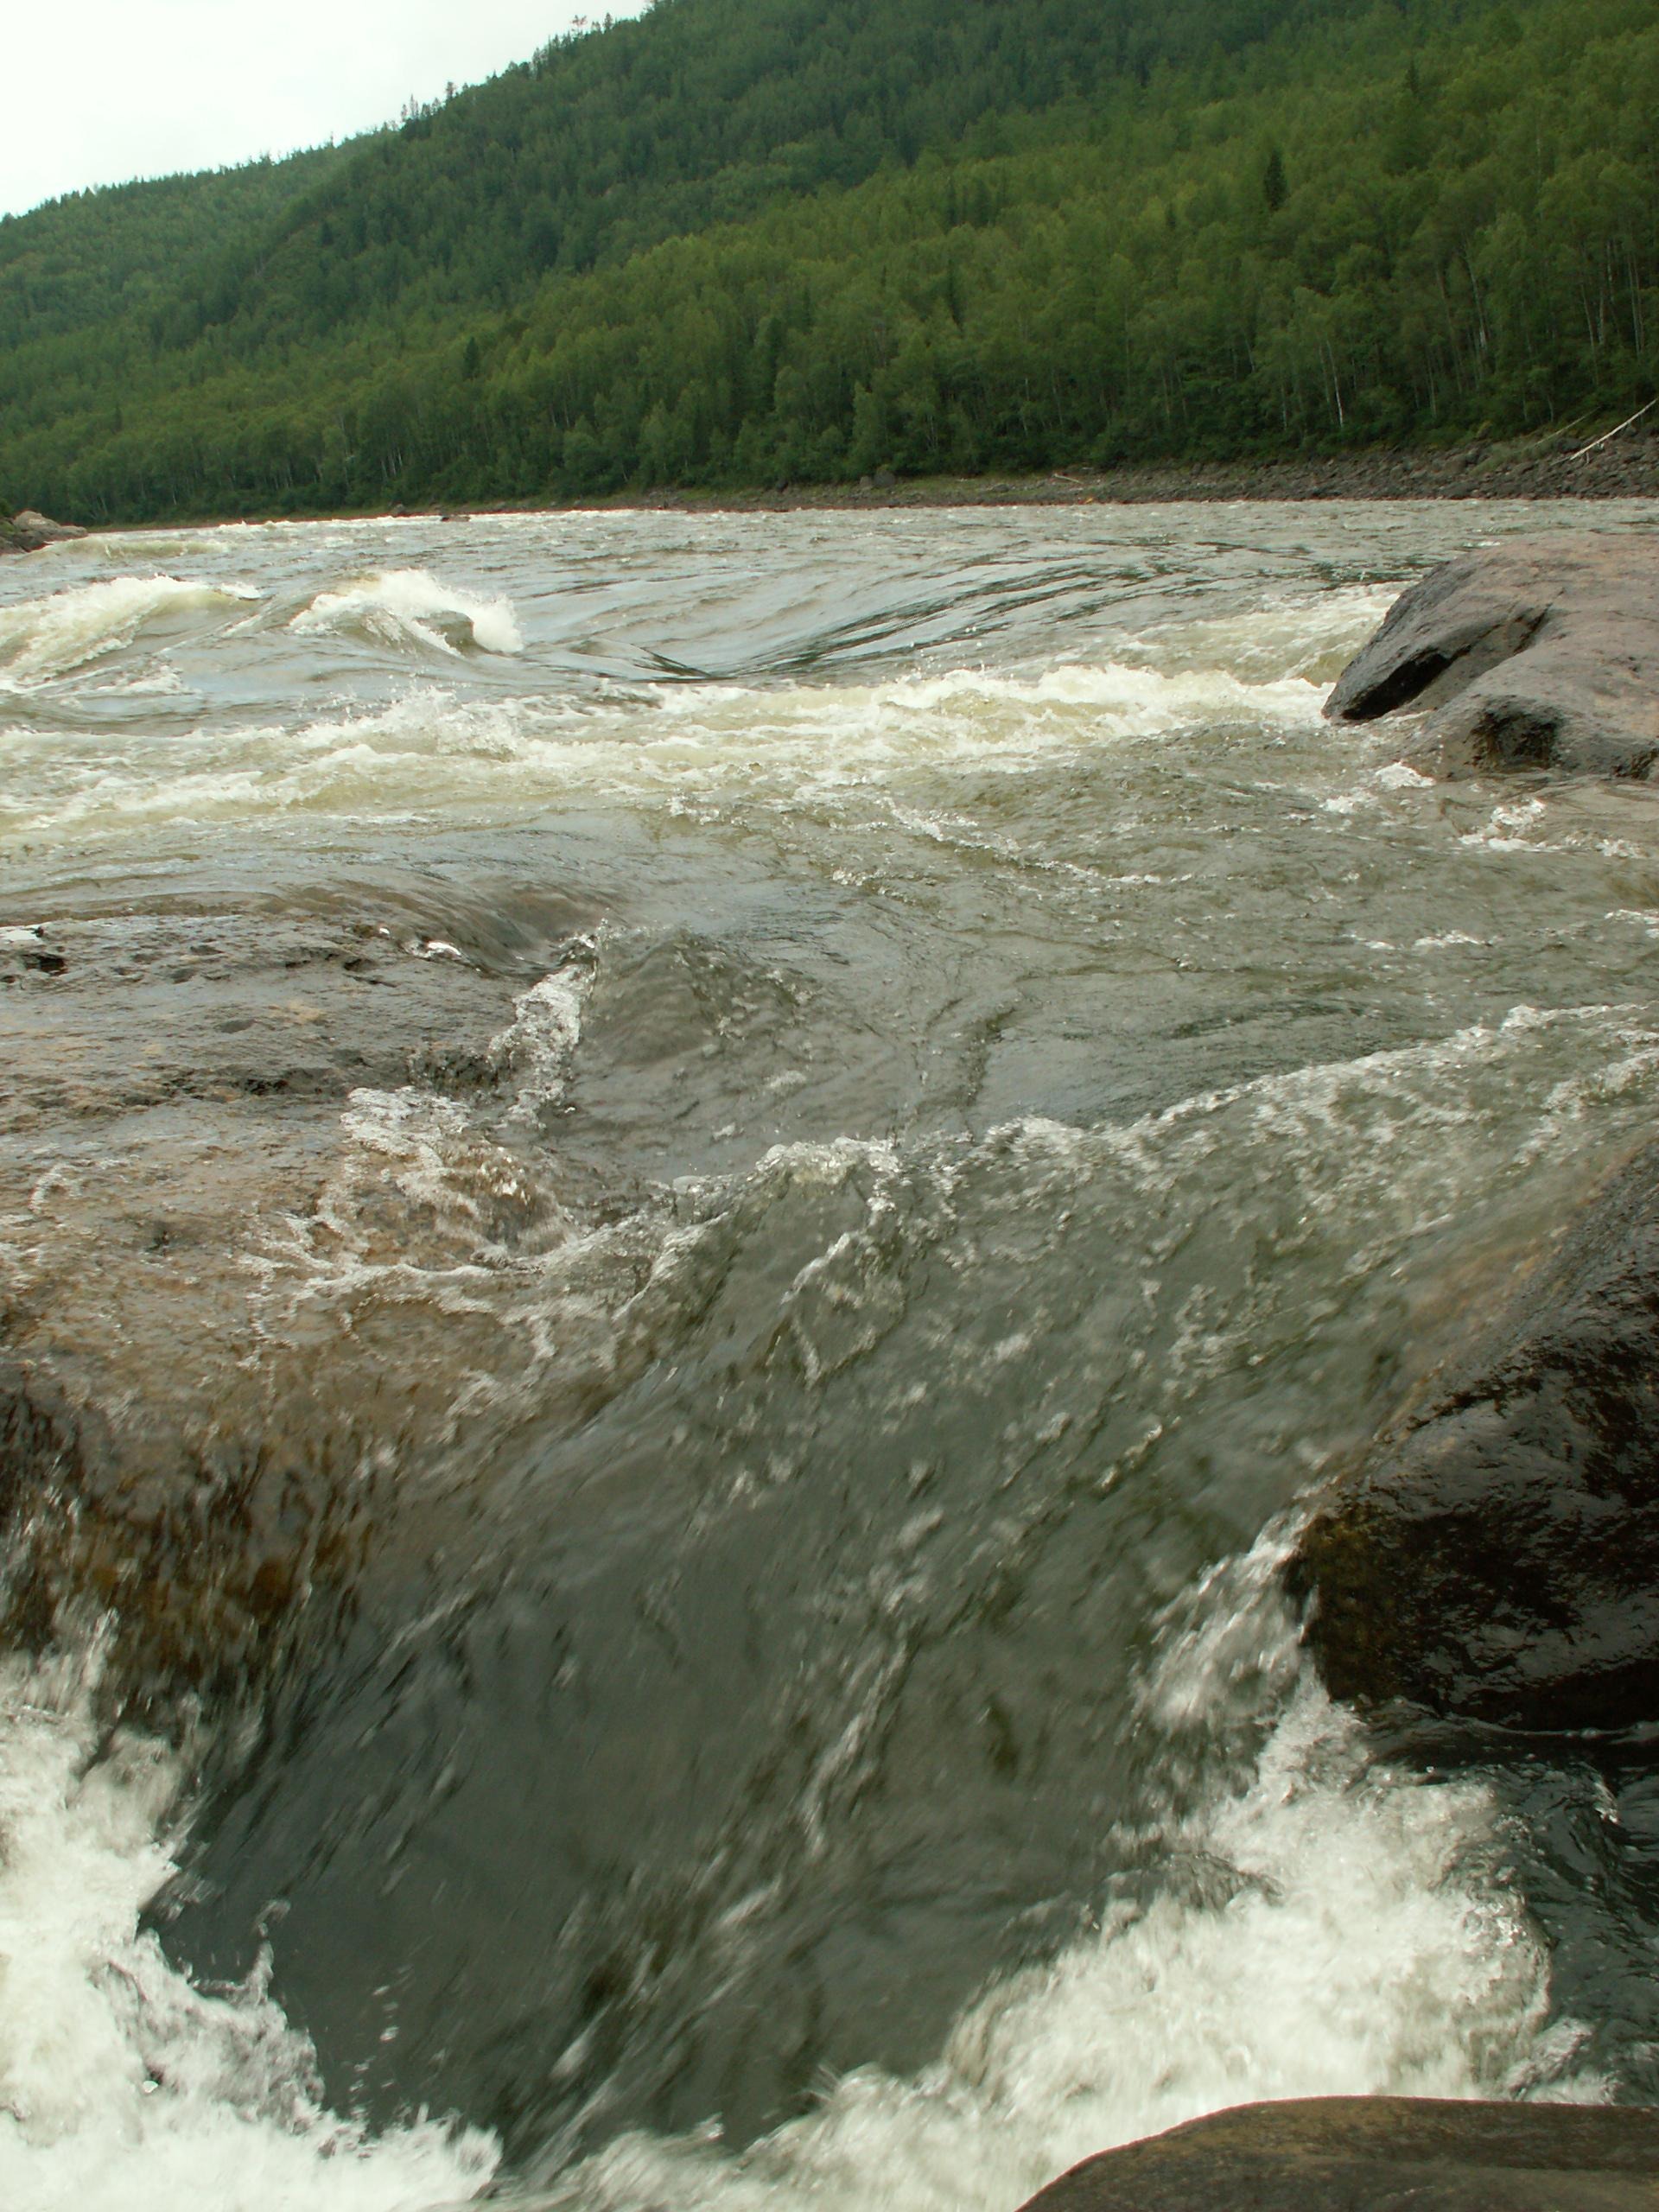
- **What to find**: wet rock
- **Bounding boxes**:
[0,911,517,1128]
[1326,536,1659,779]
[0,1353,372,1708]
[1019,2097,1659,2212]
[0,898,607,1709]
[0,507,87,554]
[1288,1143,1659,1732]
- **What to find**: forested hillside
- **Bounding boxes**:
[2,0,1656,519]
[0,144,354,351]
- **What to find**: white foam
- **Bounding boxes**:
[539,1680,1589,2212]
[0,1649,496,2212]
[1122,583,1400,686]
[1607,908,1659,938]
[1460,798,1549,851]
[289,572,524,658]
[1321,758,1441,817]
[523,1520,1605,2212]
[12,989,1644,2212]
[0,1549,1603,2212]
[0,655,1329,849]
[490,957,595,1117]
[645,658,1327,765]
[0,576,261,686]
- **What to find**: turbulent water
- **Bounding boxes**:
[5,502,1659,2211]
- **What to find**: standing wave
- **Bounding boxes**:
[0,577,262,687]
[289,572,525,658]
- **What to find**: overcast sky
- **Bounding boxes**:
[3,1,649,220]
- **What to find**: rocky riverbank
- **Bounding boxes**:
[13,425,1659,546]
[606,423,1659,512]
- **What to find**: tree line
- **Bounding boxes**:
[1,0,1655,519]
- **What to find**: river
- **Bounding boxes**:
[3,501,1659,2210]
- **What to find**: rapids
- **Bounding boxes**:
[3,501,1659,2209]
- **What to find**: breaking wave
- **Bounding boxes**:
[7,507,1656,2212]
[0,658,1332,847]
[289,571,525,658]
[0,1610,1586,2212]
[3,1007,1643,2209]
[0,576,261,687]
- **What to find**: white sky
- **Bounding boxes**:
[3,1,650,220]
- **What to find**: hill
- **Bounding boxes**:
[0,143,355,351]
[1,0,1655,520]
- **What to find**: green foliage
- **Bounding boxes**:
[0,143,353,350]
[2,0,1656,519]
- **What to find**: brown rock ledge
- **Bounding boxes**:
[1018,2096,1659,2212]
[0,899,591,1713]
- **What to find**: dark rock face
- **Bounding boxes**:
[1326,537,1659,779]
[1019,2097,1659,2212]
[1288,1144,1659,1732]
[0,508,87,554]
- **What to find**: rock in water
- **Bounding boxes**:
[1326,536,1659,779]
[1288,1144,1659,1732]
[0,507,87,553]
[1018,2098,1659,2211]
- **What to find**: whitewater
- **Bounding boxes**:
[3,500,1658,2211]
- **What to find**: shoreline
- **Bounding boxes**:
[614,433,1659,513]
[10,433,1659,549]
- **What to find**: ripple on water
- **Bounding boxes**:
[4,504,1659,2209]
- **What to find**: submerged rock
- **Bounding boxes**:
[1019,2097,1659,2211]
[1288,1143,1659,1732]
[1326,536,1659,779]
[0,899,606,1710]
[0,507,87,554]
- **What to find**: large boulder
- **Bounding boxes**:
[1287,1144,1659,1732]
[1019,2097,1659,2212]
[1326,537,1659,779]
